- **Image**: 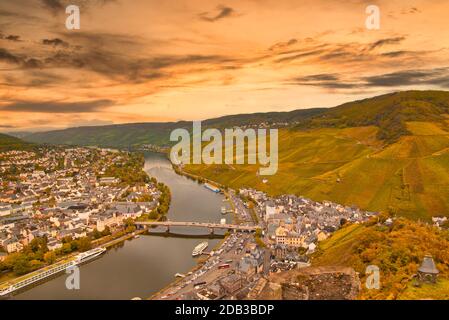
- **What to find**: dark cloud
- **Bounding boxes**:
[42,38,69,47]
[0,99,115,113]
[40,0,64,14]
[145,54,232,69]
[401,7,420,15]
[3,71,68,87]
[291,68,449,90]
[369,36,406,51]
[381,51,409,58]
[275,49,324,63]
[363,68,449,87]
[320,50,351,60]
[0,48,43,69]
[0,48,21,64]
[4,35,20,41]
[23,58,43,69]
[269,39,298,51]
[297,74,339,82]
[199,5,236,22]
[290,73,357,89]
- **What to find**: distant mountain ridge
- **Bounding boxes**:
[23,90,449,148]
[23,108,326,148]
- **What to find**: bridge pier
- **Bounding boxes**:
[166,225,170,233]
[209,227,214,235]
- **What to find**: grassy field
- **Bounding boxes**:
[184,122,449,220]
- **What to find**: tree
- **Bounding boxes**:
[61,243,72,254]
[77,237,92,252]
[12,255,31,275]
[101,226,111,237]
[44,251,56,264]
[92,228,102,239]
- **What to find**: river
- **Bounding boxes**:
[13,152,226,300]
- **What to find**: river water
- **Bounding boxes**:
[14,152,225,300]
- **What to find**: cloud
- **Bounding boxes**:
[199,5,236,22]
[42,38,69,47]
[0,48,44,69]
[275,49,325,63]
[39,0,64,14]
[0,99,115,113]
[291,68,449,90]
[290,73,358,89]
[363,68,449,87]
[368,36,406,51]
[0,48,21,64]
[4,35,20,41]
[269,39,298,51]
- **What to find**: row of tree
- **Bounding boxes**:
[0,236,93,276]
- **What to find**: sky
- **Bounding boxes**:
[1,0,449,131]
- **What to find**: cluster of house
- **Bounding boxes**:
[0,149,63,174]
[0,147,160,256]
[239,188,377,254]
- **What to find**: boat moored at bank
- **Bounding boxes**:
[204,183,220,193]
[192,241,208,257]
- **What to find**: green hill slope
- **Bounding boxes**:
[296,90,449,143]
[0,133,32,151]
[312,216,449,299]
[184,121,449,220]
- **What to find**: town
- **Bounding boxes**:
[0,147,168,275]
[151,184,376,300]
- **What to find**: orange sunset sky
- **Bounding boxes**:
[1,0,449,131]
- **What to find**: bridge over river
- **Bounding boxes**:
[134,221,258,233]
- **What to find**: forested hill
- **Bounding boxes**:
[295,90,449,143]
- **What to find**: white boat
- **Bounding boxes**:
[192,241,208,257]
[174,273,186,278]
[75,247,107,264]
[204,183,220,193]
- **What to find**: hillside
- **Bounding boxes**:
[0,133,32,151]
[312,216,449,299]
[184,122,449,220]
[295,90,449,143]
[23,108,325,148]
